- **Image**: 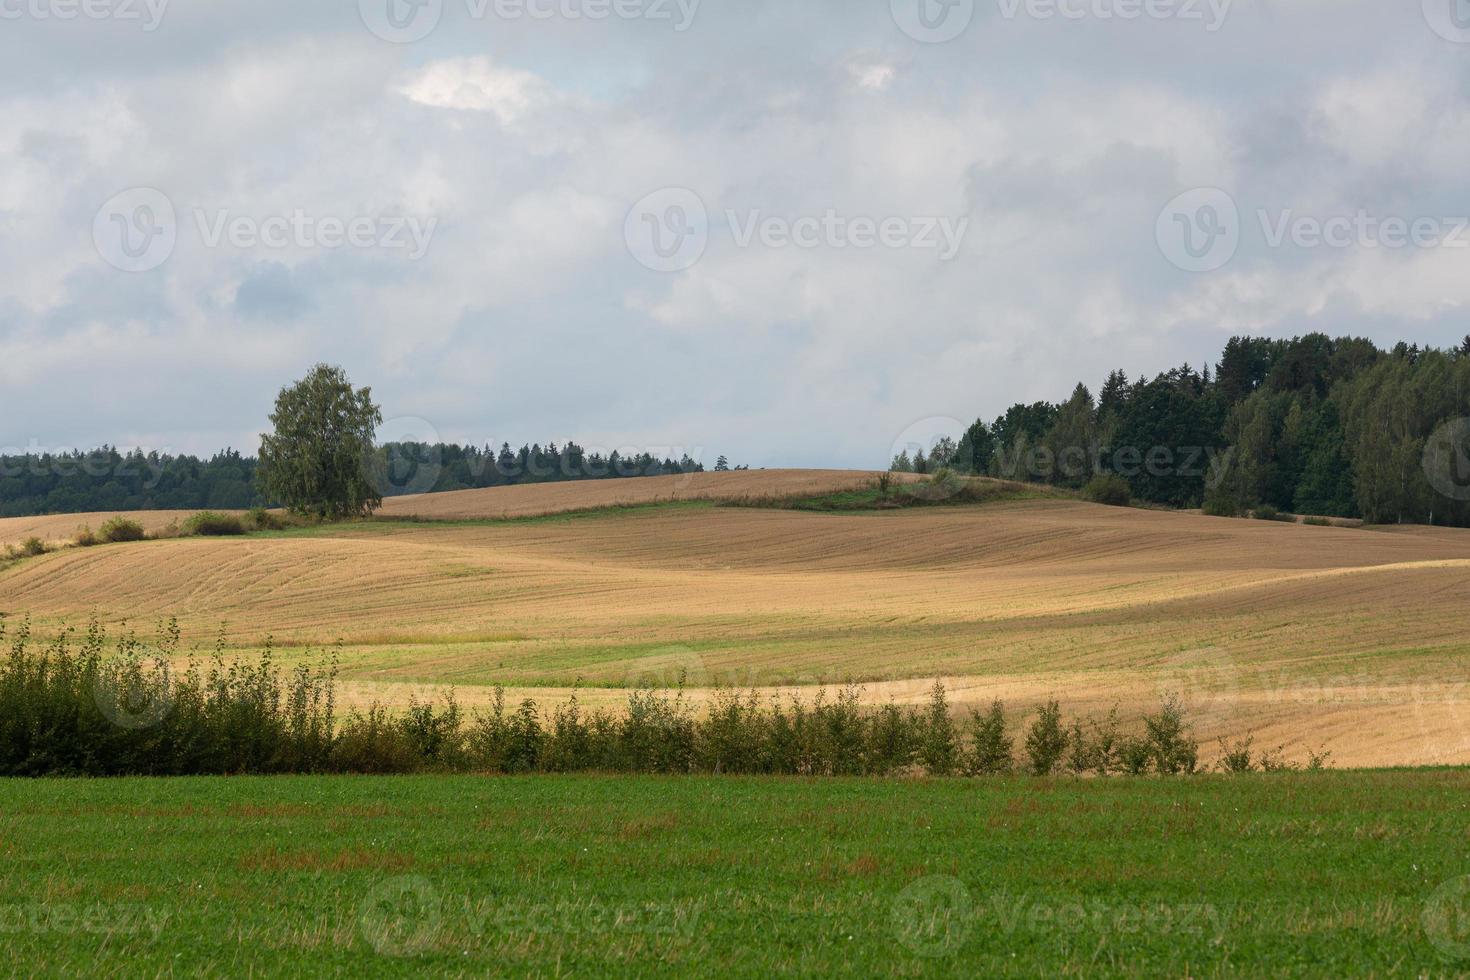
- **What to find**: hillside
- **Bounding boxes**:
[375,468,912,520]
[0,470,903,547]
[2,473,1469,768]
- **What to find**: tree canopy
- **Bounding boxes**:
[257,364,384,520]
[900,334,1470,527]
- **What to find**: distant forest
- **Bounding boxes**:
[0,443,707,518]
[894,334,1470,527]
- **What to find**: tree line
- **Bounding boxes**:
[0,442,706,519]
[895,334,1470,526]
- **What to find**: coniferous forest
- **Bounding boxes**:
[892,334,1470,527]
[0,443,704,519]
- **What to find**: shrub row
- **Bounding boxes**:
[0,617,1317,778]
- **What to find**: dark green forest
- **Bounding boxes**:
[894,334,1470,527]
[0,443,704,519]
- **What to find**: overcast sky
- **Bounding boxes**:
[3,0,1469,468]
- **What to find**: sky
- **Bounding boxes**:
[3,0,1469,469]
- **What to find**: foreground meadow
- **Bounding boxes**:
[1,772,1468,975]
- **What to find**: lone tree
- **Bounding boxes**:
[258,364,383,519]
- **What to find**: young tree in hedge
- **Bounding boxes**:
[258,365,384,519]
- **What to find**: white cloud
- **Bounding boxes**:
[398,56,552,124]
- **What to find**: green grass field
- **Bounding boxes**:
[3,771,1469,976]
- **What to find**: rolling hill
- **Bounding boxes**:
[2,471,1469,767]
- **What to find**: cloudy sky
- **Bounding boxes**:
[3,0,1469,468]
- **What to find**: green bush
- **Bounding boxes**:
[1145,697,1199,774]
[1024,701,1069,775]
[0,619,1252,780]
[73,526,98,548]
[19,537,48,558]
[1217,736,1257,773]
[966,700,1013,775]
[1202,495,1242,518]
[1083,474,1132,507]
[918,680,958,776]
[1252,504,1295,523]
[1116,736,1152,775]
[1303,516,1332,527]
[183,512,246,537]
[246,507,285,532]
[99,517,146,544]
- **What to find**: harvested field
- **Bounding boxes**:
[3,481,1470,768]
[0,510,220,548]
[375,468,912,520]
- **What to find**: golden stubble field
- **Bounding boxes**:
[3,471,1470,768]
